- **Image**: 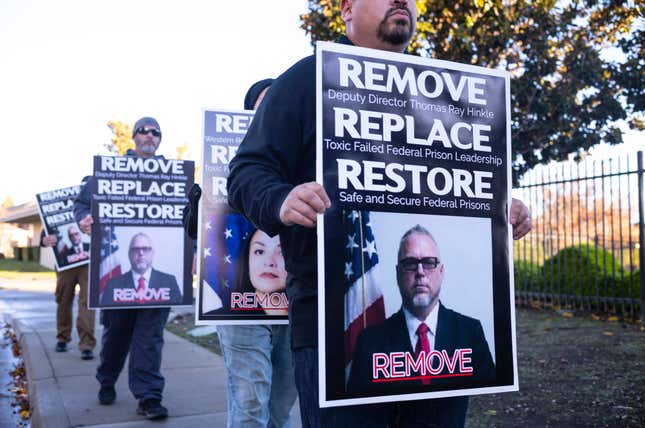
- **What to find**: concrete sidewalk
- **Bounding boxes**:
[11,311,229,427]
[1,284,302,428]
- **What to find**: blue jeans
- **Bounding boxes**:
[292,347,468,428]
[217,325,297,428]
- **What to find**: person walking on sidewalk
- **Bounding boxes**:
[183,79,299,427]
[39,230,95,360]
[73,116,171,421]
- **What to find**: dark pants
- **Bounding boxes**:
[96,308,170,401]
[293,347,468,428]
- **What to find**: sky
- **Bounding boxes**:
[0,0,642,206]
[0,0,313,205]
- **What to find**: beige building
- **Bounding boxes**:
[0,201,55,269]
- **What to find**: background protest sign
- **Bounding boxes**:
[88,155,194,309]
[36,185,90,271]
[316,42,516,407]
[195,109,289,325]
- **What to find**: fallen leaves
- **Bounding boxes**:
[3,323,30,421]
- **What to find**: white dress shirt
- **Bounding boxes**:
[403,302,439,352]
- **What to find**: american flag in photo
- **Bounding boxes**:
[99,225,121,295]
[344,210,385,366]
[203,213,254,311]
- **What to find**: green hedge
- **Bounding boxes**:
[514,244,642,300]
[514,259,542,290]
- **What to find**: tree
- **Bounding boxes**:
[106,121,134,155]
[2,196,13,209]
[300,0,644,180]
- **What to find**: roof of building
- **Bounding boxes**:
[0,201,40,224]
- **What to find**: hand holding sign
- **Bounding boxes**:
[510,198,532,240]
[279,182,331,228]
[79,214,93,235]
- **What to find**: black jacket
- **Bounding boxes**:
[227,38,356,348]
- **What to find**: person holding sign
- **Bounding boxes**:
[228,1,531,426]
[74,117,172,420]
[183,79,298,428]
[347,225,495,395]
[39,229,95,360]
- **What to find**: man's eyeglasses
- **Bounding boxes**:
[398,257,440,272]
[130,246,153,254]
[136,128,161,138]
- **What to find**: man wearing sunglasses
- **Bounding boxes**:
[348,225,495,419]
[73,117,172,420]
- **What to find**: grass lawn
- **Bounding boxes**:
[0,259,55,280]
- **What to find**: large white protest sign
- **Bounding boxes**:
[88,156,194,309]
[316,42,516,407]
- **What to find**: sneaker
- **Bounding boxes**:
[137,399,168,420]
[81,350,94,360]
[98,386,116,405]
[55,342,67,352]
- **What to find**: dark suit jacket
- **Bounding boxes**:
[62,243,90,264]
[347,303,496,395]
[100,269,182,307]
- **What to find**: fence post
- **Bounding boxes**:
[638,151,645,325]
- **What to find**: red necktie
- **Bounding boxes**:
[137,276,146,303]
[415,323,431,385]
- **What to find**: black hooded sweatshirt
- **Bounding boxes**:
[228,36,356,349]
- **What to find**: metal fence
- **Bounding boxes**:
[513,151,644,321]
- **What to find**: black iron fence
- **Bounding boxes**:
[513,151,644,321]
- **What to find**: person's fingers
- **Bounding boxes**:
[289,198,320,224]
[297,185,329,214]
[513,216,532,240]
[304,182,331,208]
[285,209,317,228]
[281,196,318,227]
[509,198,521,225]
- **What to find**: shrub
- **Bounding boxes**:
[514,259,542,291]
[541,244,625,298]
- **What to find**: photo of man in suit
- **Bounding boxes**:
[63,225,90,264]
[101,232,182,307]
[348,224,495,395]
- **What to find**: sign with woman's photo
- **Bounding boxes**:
[316,42,516,407]
[36,185,90,271]
[88,156,194,309]
[195,109,289,325]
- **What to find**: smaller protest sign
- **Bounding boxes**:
[36,185,90,271]
[195,109,289,325]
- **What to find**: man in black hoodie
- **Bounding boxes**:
[228,1,532,426]
[74,117,170,420]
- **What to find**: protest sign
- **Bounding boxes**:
[36,185,90,271]
[195,109,289,325]
[88,156,194,309]
[316,42,516,407]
